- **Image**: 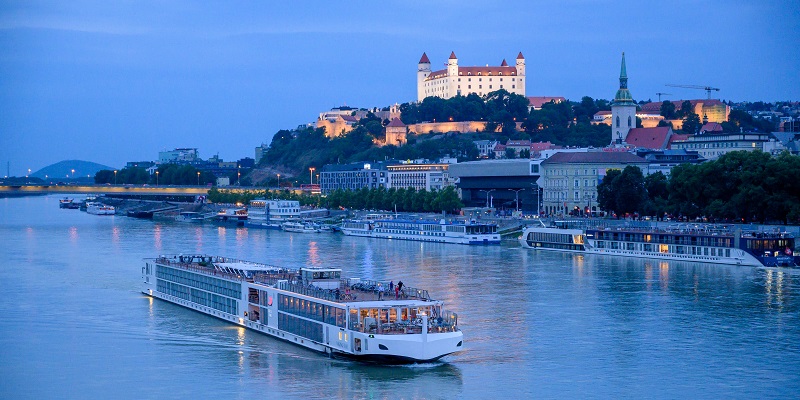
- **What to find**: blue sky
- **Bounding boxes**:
[1,0,798,176]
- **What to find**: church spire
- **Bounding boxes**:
[613,52,635,106]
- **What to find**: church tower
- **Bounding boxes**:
[417,52,431,102]
[610,52,637,145]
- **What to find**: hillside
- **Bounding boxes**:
[32,160,116,179]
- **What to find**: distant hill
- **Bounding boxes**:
[31,160,116,179]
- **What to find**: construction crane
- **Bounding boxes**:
[656,92,672,101]
[666,84,721,99]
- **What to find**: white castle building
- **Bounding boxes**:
[417,51,526,102]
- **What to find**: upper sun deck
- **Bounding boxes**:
[588,224,794,239]
[148,254,434,305]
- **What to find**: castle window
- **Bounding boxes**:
[500,85,503,89]
[468,72,471,76]
[616,116,620,127]
[479,78,482,82]
[499,72,503,76]
[459,72,463,76]
[489,85,492,89]
[468,85,471,89]
[477,72,481,76]
[468,78,471,82]
[488,72,492,76]
[479,85,482,89]
[489,78,492,82]
[512,72,516,75]
[628,116,632,127]
[512,85,515,89]
[458,78,461,82]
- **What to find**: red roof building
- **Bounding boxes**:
[624,127,673,150]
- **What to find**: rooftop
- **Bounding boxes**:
[542,151,648,164]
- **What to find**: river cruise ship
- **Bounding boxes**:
[341,218,500,245]
[142,255,463,363]
[520,223,799,267]
[246,199,330,230]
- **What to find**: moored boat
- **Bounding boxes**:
[520,222,800,267]
[142,254,463,363]
[86,202,116,215]
[342,218,500,245]
[281,221,321,233]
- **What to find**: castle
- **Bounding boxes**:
[417,51,526,102]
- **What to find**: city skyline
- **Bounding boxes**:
[2,1,799,175]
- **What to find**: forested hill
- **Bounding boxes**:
[257,90,614,180]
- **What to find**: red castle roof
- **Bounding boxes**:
[516,52,525,60]
[386,118,406,128]
[419,52,430,63]
[449,51,457,60]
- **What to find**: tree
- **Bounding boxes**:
[596,169,622,215]
[682,113,701,134]
[660,100,677,119]
[613,166,647,215]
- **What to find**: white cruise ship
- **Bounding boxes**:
[341,218,500,245]
[142,255,463,363]
[86,202,115,215]
[519,223,800,267]
[246,199,329,229]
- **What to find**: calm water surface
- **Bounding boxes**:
[1,195,799,399]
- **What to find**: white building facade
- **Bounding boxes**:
[417,52,526,102]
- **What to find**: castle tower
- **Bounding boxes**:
[417,52,431,102]
[447,51,458,98]
[516,52,526,94]
[610,52,637,145]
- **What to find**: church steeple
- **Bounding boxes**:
[613,52,635,106]
[619,52,628,89]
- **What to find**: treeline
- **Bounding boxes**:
[324,186,463,214]
[400,90,530,134]
[522,97,611,147]
[597,151,800,224]
[94,164,216,185]
[206,186,464,214]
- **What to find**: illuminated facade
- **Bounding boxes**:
[417,52,526,101]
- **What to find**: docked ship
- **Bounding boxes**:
[281,221,321,233]
[520,223,800,267]
[246,199,329,230]
[59,197,76,209]
[215,207,248,226]
[86,202,116,215]
[142,255,463,363]
[341,218,500,245]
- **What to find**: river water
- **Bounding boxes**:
[1,195,799,399]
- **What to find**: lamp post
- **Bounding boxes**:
[114,170,117,185]
[197,171,200,186]
[480,189,495,208]
[71,169,75,178]
[237,166,241,186]
[155,171,159,186]
[309,167,315,185]
[509,188,523,212]
[277,173,280,188]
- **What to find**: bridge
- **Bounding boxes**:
[0,184,212,197]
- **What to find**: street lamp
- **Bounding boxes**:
[478,189,495,208]
[509,188,523,212]
[277,173,280,188]
[155,171,159,186]
[71,169,75,178]
[197,171,201,186]
[309,167,315,185]
[114,170,117,185]
[27,168,31,178]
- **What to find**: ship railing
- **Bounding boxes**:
[347,279,430,301]
[350,311,459,335]
[153,255,245,281]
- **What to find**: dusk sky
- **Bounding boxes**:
[1,1,798,176]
